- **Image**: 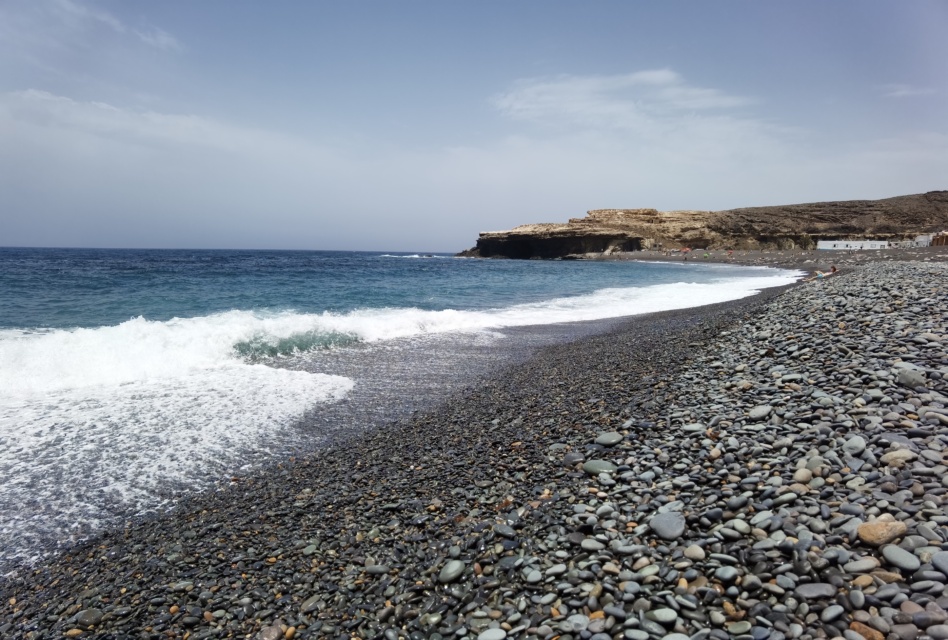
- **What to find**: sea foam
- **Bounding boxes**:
[0,268,798,569]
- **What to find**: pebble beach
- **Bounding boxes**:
[3,258,948,640]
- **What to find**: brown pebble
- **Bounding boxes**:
[852,575,875,588]
[857,520,907,546]
[871,570,904,583]
[850,621,884,640]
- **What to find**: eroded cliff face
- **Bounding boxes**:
[459,191,948,258]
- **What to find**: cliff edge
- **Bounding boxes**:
[459,191,948,258]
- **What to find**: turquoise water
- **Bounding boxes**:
[1,247,772,329]
[0,247,799,570]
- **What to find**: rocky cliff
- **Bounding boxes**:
[459,191,948,259]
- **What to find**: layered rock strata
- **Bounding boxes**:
[460,191,948,258]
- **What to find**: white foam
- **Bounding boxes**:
[0,319,353,569]
[379,253,448,259]
[0,267,798,568]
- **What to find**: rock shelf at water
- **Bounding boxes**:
[2,260,947,640]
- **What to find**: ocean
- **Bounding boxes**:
[0,247,800,571]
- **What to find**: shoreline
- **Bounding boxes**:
[3,259,947,640]
[566,245,948,273]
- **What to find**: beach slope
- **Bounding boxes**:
[2,261,947,640]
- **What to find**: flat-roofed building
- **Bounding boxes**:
[816,240,889,250]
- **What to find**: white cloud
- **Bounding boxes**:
[2,0,183,53]
[133,27,182,52]
[491,70,752,131]
[877,83,937,98]
[1,90,305,155]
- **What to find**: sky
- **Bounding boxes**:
[0,1,946,251]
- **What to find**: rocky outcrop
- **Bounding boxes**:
[459,191,948,258]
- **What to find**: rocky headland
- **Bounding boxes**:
[459,191,948,259]
[2,258,948,640]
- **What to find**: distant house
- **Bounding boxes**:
[913,235,933,248]
[816,240,889,250]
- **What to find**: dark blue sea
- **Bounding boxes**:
[0,247,799,571]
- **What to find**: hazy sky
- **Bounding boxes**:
[1,1,946,251]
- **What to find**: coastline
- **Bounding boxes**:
[3,259,947,640]
[584,245,948,272]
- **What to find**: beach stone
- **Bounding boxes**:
[927,626,948,640]
[439,559,465,583]
[749,405,772,420]
[858,520,908,546]
[850,621,885,640]
[898,369,927,389]
[881,449,917,467]
[477,630,507,640]
[795,583,836,599]
[649,512,686,540]
[793,468,813,483]
[300,595,321,613]
[891,623,919,640]
[583,460,617,475]
[684,544,705,561]
[844,435,867,455]
[581,538,605,551]
[595,432,623,446]
[76,609,103,627]
[258,628,282,640]
[932,552,948,577]
[883,545,920,572]
[562,614,590,632]
[714,566,739,583]
[365,564,390,574]
[728,621,752,635]
[646,608,678,625]
[845,558,881,573]
[822,604,845,622]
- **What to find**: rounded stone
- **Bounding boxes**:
[563,614,590,632]
[821,604,845,622]
[684,544,705,561]
[646,608,678,625]
[794,583,836,599]
[748,405,772,420]
[649,511,686,540]
[857,520,908,546]
[727,621,752,634]
[581,538,606,551]
[714,566,739,583]
[583,460,617,475]
[595,432,624,447]
[477,630,507,640]
[843,435,867,455]
[438,559,466,583]
[882,545,920,572]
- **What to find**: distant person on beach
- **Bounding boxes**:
[804,265,837,282]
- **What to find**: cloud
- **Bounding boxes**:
[1,90,305,155]
[491,70,752,131]
[1,0,183,54]
[133,27,182,52]
[877,83,937,98]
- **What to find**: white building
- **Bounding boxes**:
[817,240,889,250]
